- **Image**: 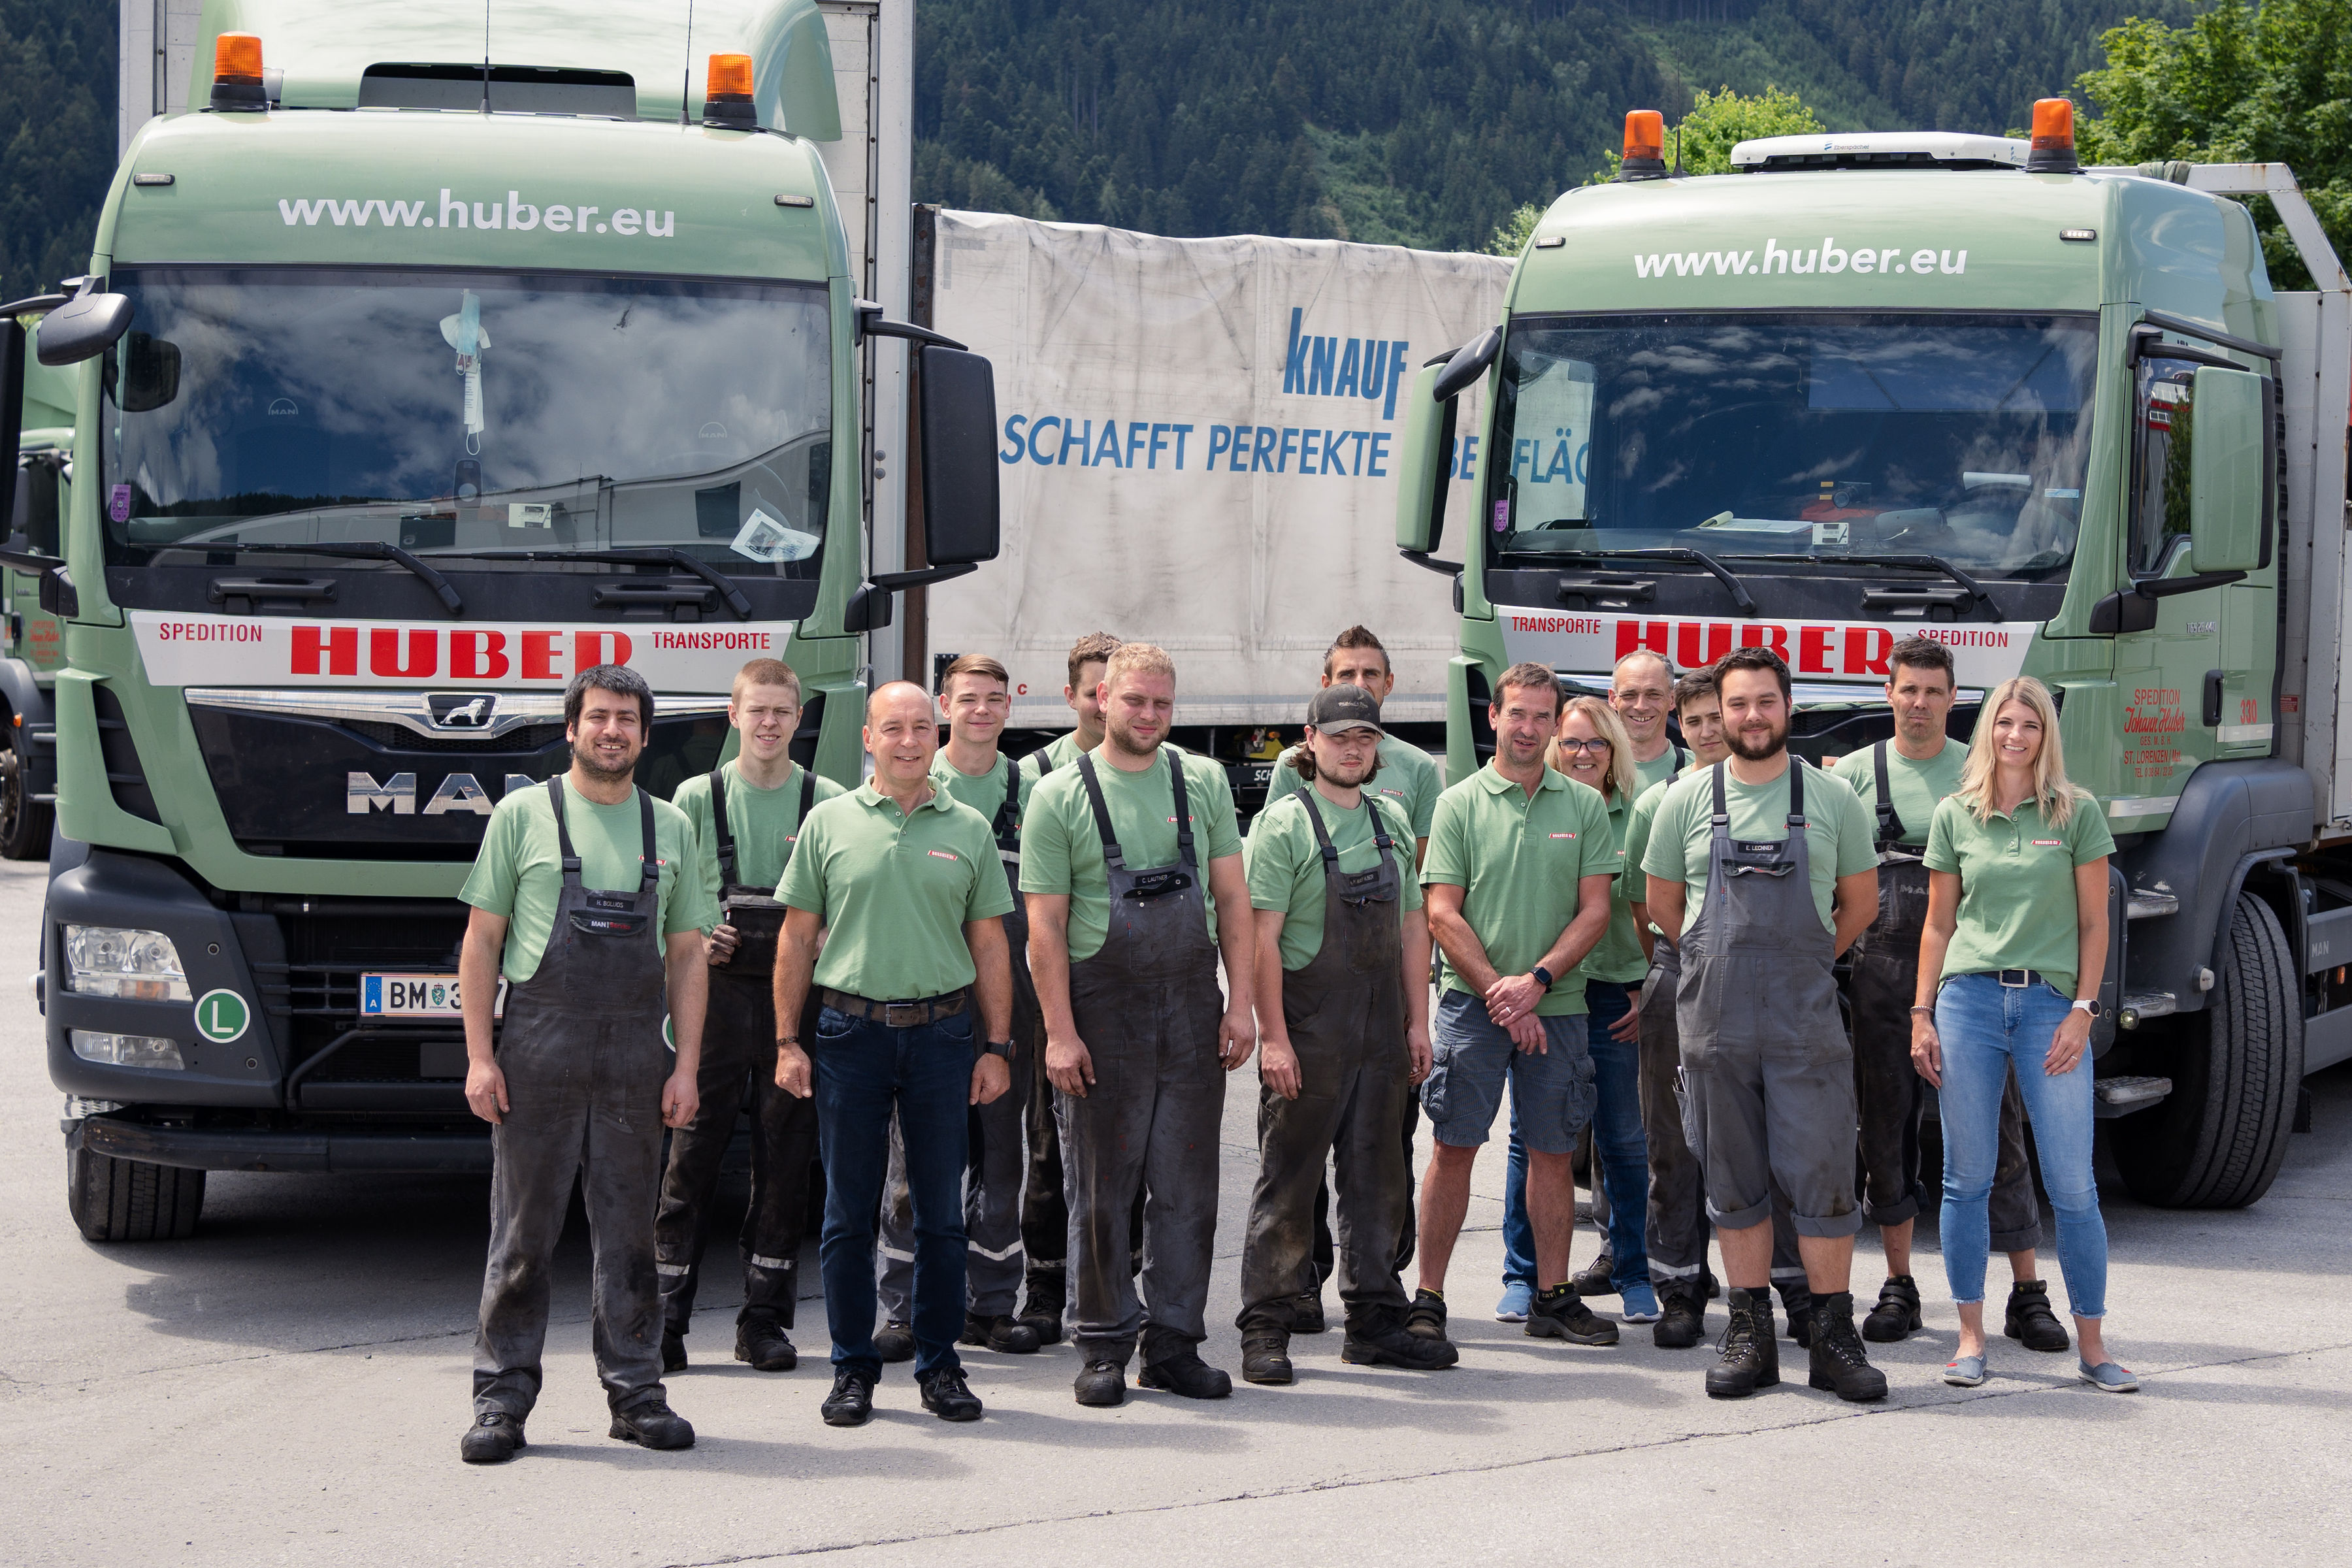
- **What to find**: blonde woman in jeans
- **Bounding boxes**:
[1911,677,2134,1392]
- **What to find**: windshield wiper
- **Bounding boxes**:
[436,547,755,620]
[1722,552,1989,606]
[1548,547,1757,616]
[184,540,465,616]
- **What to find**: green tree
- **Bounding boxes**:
[1486,202,1543,257]
[1,0,114,301]
[1590,84,1825,182]
[2074,0,2351,291]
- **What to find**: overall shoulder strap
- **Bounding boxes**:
[1787,757,1808,828]
[1075,753,1124,868]
[637,787,660,890]
[546,777,581,881]
[1673,740,1690,770]
[1169,748,1197,870]
[1871,740,1904,849]
[1709,762,1729,825]
[991,757,1022,849]
[1296,789,1337,866]
[781,765,817,870]
[708,764,737,884]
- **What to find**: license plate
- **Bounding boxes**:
[360,972,504,1019]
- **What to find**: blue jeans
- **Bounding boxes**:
[810,1005,974,1379]
[1935,972,2107,1318]
[1505,980,1648,1290]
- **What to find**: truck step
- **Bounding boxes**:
[2117,991,2179,1029]
[2126,888,2180,919]
[2093,1075,2173,1118]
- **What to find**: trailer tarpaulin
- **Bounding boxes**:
[923,210,1510,727]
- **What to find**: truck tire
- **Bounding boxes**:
[0,725,50,860]
[67,1142,205,1241]
[2114,892,2302,1209]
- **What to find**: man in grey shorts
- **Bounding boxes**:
[1411,663,1622,1348]
[1642,647,1887,1403]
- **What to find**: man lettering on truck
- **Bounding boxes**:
[873,655,1047,1362]
[1642,646,1887,1402]
[1022,642,1258,1408]
[1409,662,1620,1352]
[456,664,716,1464]
[654,659,843,1377]
[1611,649,1687,794]
[1013,629,1128,1343]
[1260,623,1443,1330]
[1829,637,2065,1353]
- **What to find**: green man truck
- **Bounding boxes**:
[6,0,997,1240]
[1395,101,2352,1210]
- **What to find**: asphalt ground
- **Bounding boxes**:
[3,851,2346,1565]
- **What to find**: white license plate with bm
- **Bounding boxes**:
[361,972,504,1019]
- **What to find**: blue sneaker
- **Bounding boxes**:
[2078,1359,2139,1392]
[1494,1281,1533,1322]
[1618,1280,1662,1323]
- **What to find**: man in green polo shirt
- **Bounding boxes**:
[457,665,717,1465]
[1831,636,2056,1350]
[1022,642,1258,1408]
[1610,647,1688,796]
[1411,661,1620,1350]
[654,657,843,1379]
[772,681,1015,1429]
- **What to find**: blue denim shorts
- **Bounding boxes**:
[1422,990,1596,1154]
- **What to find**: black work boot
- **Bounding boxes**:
[1139,1329,1232,1399]
[1292,1288,1328,1334]
[1526,1282,1620,1345]
[1779,1284,1816,1349]
[1705,1288,1782,1399]
[1343,1310,1460,1371]
[872,1320,916,1364]
[961,1313,1043,1354]
[1570,1250,1617,1298]
[1017,1267,1067,1345]
[2005,1280,2071,1352]
[1241,1326,1295,1385]
[1862,1275,1923,1343]
[609,1397,696,1450]
[1653,1286,1707,1350]
[459,1410,527,1464]
[661,1329,688,1373]
[918,1366,984,1422]
[1404,1287,1448,1340]
[736,1318,798,1371]
[1807,1292,1889,1403]
[1073,1358,1127,1407]
[821,1369,875,1427]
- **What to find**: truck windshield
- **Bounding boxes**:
[1486,312,2097,577]
[100,267,832,572]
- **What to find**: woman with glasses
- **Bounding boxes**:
[1498,696,1659,1324]
[1912,676,2132,1391]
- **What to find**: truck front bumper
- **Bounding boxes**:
[69,1112,491,1174]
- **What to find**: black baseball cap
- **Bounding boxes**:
[1307,684,1385,736]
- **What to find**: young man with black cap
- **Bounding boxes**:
[1235,684,1455,1384]
[655,658,843,1377]
[772,681,1016,1428]
[456,665,717,1463]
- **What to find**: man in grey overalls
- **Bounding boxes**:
[456,665,715,1463]
[1642,647,1888,1403]
[1235,684,1454,1384]
[1022,642,1259,1407]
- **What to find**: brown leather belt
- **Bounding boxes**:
[817,988,968,1027]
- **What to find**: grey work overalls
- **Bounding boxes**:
[653,765,821,1341]
[1674,760,1861,1238]
[474,779,672,1419]
[880,757,1038,1320]
[1846,743,2041,1250]
[1057,748,1227,1367]
[1235,791,1412,1333]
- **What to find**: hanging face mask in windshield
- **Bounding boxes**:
[438,290,491,455]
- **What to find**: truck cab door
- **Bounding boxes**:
[2114,350,2276,810]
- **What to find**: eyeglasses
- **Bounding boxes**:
[1556,737,1613,755]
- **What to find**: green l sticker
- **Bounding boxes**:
[193,989,252,1044]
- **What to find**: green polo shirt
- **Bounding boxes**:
[1641,759,1877,937]
[1576,789,1650,985]
[931,749,1033,839]
[1421,764,1620,1016]
[672,762,845,919]
[776,781,1015,1000]
[1925,791,2115,999]
[1019,731,1089,785]
[1019,747,1245,963]
[1831,738,1967,850]
[461,781,716,984]
[1632,742,1688,798]
[1262,734,1444,841]
[1246,788,1423,970]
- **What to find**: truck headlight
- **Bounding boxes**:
[71,1030,186,1070]
[63,926,192,1002]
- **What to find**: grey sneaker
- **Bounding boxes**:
[2078,1359,2139,1392]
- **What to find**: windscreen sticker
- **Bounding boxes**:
[730,507,821,564]
[130,612,797,692]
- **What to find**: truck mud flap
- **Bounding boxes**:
[73,1115,491,1175]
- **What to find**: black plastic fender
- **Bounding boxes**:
[2115,759,2313,1014]
[0,653,52,788]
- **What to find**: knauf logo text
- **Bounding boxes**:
[277,189,676,237]
[1281,308,1410,420]
[1633,238,1967,278]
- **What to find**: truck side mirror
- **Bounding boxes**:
[35,287,133,367]
[112,332,182,413]
[1394,361,1458,557]
[915,343,1000,567]
[2188,365,2266,574]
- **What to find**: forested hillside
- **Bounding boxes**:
[0,0,114,301]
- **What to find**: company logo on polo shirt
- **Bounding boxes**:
[1549,831,1577,839]
[928,849,960,862]
[2031,839,2062,847]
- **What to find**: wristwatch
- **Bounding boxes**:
[2070,999,2103,1018]
[983,1039,1015,1060]
[1530,965,1556,990]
